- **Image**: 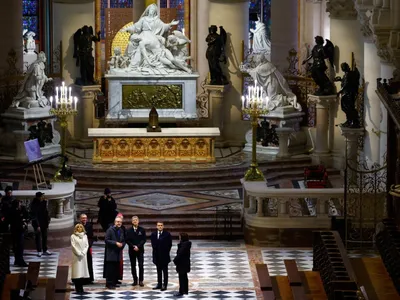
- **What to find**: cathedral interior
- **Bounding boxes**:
[1,0,400,299]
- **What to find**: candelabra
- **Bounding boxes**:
[49,82,78,181]
[242,80,269,181]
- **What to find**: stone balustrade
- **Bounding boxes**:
[242,180,344,246]
[0,181,76,248]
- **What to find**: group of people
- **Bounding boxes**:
[71,188,191,297]
[0,187,52,267]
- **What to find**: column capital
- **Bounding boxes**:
[307,94,337,108]
[205,84,229,97]
[326,0,357,20]
[339,126,365,141]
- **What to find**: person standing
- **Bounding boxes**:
[173,233,192,297]
[97,188,117,232]
[9,199,29,267]
[79,214,95,283]
[104,216,125,289]
[116,213,126,283]
[71,223,89,294]
[151,222,172,291]
[1,186,14,232]
[126,216,146,287]
[30,192,51,257]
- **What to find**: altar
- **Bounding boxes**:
[88,128,220,163]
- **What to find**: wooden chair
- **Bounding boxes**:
[284,260,307,300]
[256,264,276,300]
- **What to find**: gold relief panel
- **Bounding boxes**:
[92,137,215,163]
[122,85,183,109]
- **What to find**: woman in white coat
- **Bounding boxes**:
[71,223,89,293]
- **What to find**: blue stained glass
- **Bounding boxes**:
[169,0,184,31]
[23,16,38,35]
[263,0,271,39]
[23,0,38,15]
[160,0,167,8]
[110,0,133,8]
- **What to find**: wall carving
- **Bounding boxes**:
[326,0,357,19]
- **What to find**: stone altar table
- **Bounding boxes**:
[88,127,220,163]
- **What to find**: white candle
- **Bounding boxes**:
[69,87,72,99]
[74,97,78,110]
[56,86,58,98]
[49,96,53,108]
[182,28,185,36]
[241,96,245,109]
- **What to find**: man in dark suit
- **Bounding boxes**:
[126,216,146,287]
[104,216,125,289]
[79,214,95,283]
[151,222,172,291]
[30,192,51,257]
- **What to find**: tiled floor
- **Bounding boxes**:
[9,240,380,300]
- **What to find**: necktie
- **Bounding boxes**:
[134,227,137,232]
[158,231,161,239]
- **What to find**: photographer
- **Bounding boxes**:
[10,199,30,267]
[97,188,118,232]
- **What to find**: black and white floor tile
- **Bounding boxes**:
[69,290,257,299]
[10,250,60,278]
[262,249,314,276]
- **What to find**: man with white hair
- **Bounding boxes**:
[104,216,125,289]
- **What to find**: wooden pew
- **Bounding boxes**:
[256,264,276,300]
[26,262,40,287]
[1,273,26,300]
[54,265,69,300]
[284,260,307,300]
[45,278,56,300]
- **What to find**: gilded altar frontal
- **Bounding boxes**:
[122,84,183,109]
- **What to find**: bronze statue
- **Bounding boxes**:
[147,106,161,132]
[335,62,361,128]
[206,25,229,85]
[73,26,101,85]
[302,36,335,95]
[28,120,53,147]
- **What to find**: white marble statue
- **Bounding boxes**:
[250,15,271,56]
[12,51,52,109]
[167,30,191,64]
[108,3,191,75]
[240,52,301,111]
[109,47,129,69]
[25,31,36,53]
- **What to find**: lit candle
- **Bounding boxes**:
[182,28,185,36]
[74,97,78,110]
[49,96,53,108]
[69,87,72,99]
[248,86,251,99]
[56,86,58,98]
[241,96,245,110]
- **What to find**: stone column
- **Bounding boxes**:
[256,197,264,217]
[270,0,298,71]
[248,196,256,214]
[0,0,22,73]
[196,0,209,89]
[13,131,30,162]
[364,41,382,164]
[73,85,102,147]
[56,198,65,218]
[205,84,228,146]
[275,127,293,158]
[308,94,337,166]
[340,126,365,184]
[208,0,249,146]
[133,0,146,22]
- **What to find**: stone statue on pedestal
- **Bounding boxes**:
[11,51,52,109]
[240,53,301,111]
[24,31,36,53]
[250,15,271,56]
[206,25,228,85]
[302,36,335,95]
[73,25,101,85]
[335,62,361,128]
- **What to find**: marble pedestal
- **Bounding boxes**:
[70,84,102,149]
[0,107,61,162]
[105,73,199,122]
[307,94,337,167]
[204,84,229,147]
[340,126,365,184]
[244,106,306,158]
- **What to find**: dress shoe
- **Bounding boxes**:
[131,281,138,286]
[139,281,144,287]
[153,285,162,290]
[161,285,167,291]
[174,292,184,297]
[106,285,115,290]
[116,280,122,285]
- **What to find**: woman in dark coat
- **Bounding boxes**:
[173,233,191,297]
[97,188,117,232]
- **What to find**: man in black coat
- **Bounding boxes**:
[150,222,172,291]
[173,233,192,297]
[79,214,95,283]
[10,199,30,267]
[126,216,146,287]
[30,192,51,257]
[97,188,118,232]
[1,186,14,232]
[104,216,125,289]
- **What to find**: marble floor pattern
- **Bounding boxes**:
[8,240,380,300]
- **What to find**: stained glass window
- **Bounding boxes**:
[23,0,39,40]
[160,0,185,31]
[100,0,134,39]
